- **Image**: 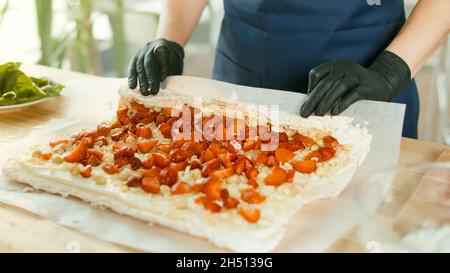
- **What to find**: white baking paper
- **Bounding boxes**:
[0,76,405,252]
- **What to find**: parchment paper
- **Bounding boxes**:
[0,76,405,252]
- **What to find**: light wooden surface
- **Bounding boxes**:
[0,64,448,253]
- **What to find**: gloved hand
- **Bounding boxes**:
[128,38,184,96]
[300,50,411,117]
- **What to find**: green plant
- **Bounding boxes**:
[106,0,126,76]
[0,0,9,28]
[35,0,71,68]
[67,0,100,74]
[34,0,127,76]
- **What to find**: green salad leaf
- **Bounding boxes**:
[0,62,64,106]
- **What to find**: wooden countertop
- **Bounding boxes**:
[0,64,448,252]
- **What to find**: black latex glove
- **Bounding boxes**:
[128,38,184,95]
[300,51,411,117]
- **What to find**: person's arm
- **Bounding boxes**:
[300,0,450,117]
[386,0,450,76]
[128,0,208,95]
[157,0,208,46]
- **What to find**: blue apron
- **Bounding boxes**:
[212,0,419,138]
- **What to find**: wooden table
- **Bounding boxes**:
[0,64,448,252]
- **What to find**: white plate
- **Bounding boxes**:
[0,97,52,113]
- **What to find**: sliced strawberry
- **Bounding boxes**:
[292,133,315,146]
[195,196,209,205]
[233,156,247,174]
[80,166,92,178]
[112,142,138,153]
[248,178,259,189]
[242,139,256,152]
[126,176,142,187]
[191,183,204,192]
[274,147,295,164]
[171,148,190,163]
[80,136,94,147]
[141,167,161,178]
[159,122,172,138]
[158,167,178,186]
[286,169,296,182]
[180,141,203,157]
[49,139,69,147]
[114,156,130,168]
[96,123,111,137]
[190,160,202,170]
[137,140,158,153]
[245,167,259,180]
[87,150,104,160]
[141,156,154,169]
[64,143,88,163]
[161,107,173,116]
[102,164,120,174]
[141,176,160,194]
[319,147,336,161]
[239,207,260,223]
[200,149,216,162]
[292,160,317,174]
[253,151,268,167]
[203,179,223,199]
[208,140,226,154]
[172,139,187,149]
[130,100,148,112]
[278,132,289,143]
[155,114,167,125]
[135,125,152,138]
[156,143,172,154]
[323,135,338,149]
[116,105,129,124]
[153,153,171,168]
[218,153,237,168]
[85,155,101,166]
[113,144,137,159]
[210,167,235,180]
[241,188,266,204]
[220,188,229,200]
[304,150,324,162]
[171,182,191,195]
[223,197,239,209]
[279,140,304,152]
[201,158,221,177]
[39,152,52,160]
[265,155,277,167]
[264,166,288,186]
[204,201,221,213]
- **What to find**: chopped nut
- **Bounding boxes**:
[125,135,136,144]
[110,128,122,135]
[32,150,42,158]
[51,155,63,164]
[225,174,239,184]
[119,168,134,181]
[160,185,170,196]
[70,164,81,176]
[310,144,319,151]
[315,168,326,177]
[342,144,352,151]
[93,176,107,185]
[118,184,129,192]
[190,169,202,180]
